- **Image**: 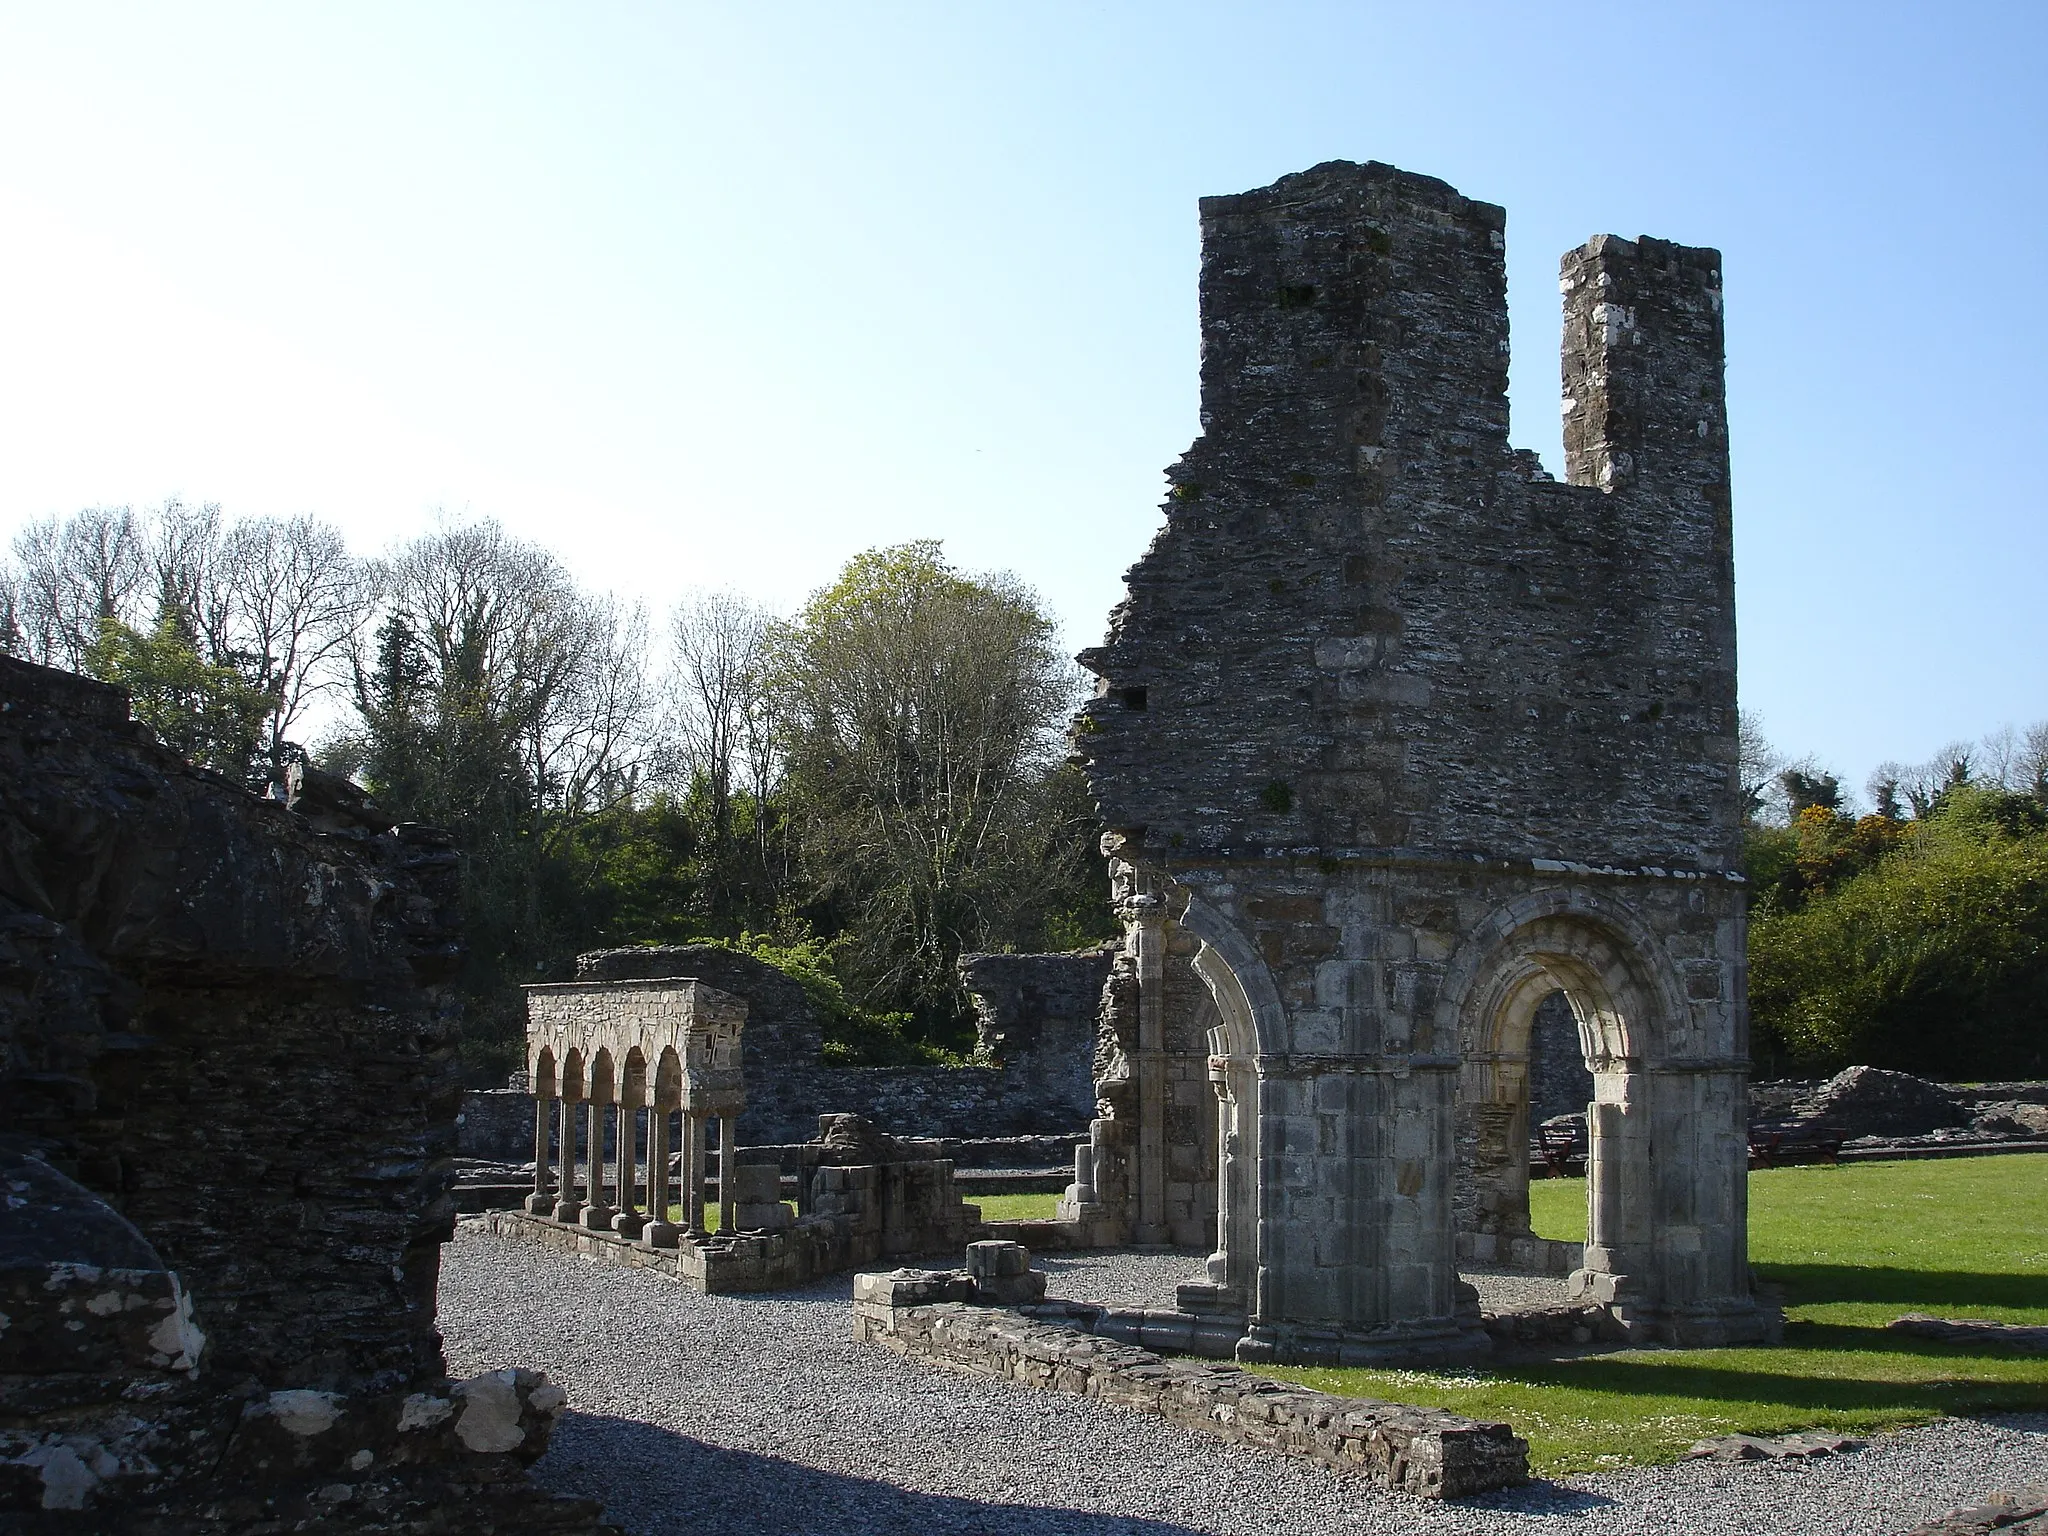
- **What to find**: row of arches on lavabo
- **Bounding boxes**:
[523,1044,733,1250]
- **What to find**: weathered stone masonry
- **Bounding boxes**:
[0,656,607,1531]
[1070,160,1773,1362]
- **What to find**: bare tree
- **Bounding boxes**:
[1980,726,2020,790]
[220,515,363,761]
[352,517,656,823]
[1872,741,1978,819]
[1738,708,1783,822]
[529,592,655,819]
[669,590,775,839]
[9,507,151,668]
[146,499,230,655]
[2019,722,2048,800]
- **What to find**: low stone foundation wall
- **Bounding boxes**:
[977,1216,1119,1250]
[1481,1301,1630,1353]
[851,1275,1528,1499]
[481,1209,916,1293]
[479,1149,982,1293]
[1026,1292,1633,1363]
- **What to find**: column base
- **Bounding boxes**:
[551,1200,584,1223]
[1175,1280,1243,1315]
[1565,1272,1785,1347]
[524,1192,557,1216]
[580,1205,618,1231]
[1234,1316,1491,1369]
[612,1210,649,1237]
[638,1220,679,1250]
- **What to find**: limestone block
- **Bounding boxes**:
[734,1201,793,1232]
[852,1269,974,1308]
[965,1240,1032,1279]
[727,1163,783,1204]
[974,1271,1048,1305]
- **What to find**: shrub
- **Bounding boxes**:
[1749,788,2048,1077]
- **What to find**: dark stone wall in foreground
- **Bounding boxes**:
[0,655,609,1532]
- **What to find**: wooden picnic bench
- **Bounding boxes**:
[1534,1120,1586,1178]
[1747,1118,1846,1169]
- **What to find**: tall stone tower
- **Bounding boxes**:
[1069,161,1772,1362]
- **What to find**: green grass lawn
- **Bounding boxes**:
[973,1191,1065,1221]
[1261,1155,2048,1474]
[660,1202,793,1233]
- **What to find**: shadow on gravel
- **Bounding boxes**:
[536,1410,1617,1533]
[1459,1485,1616,1516]
[536,1411,1212,1535]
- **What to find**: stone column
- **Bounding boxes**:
[1132,894,1168,1243]
[552,1096,583,1222]
[525,1091,555,1214]
[1571,1070,1648,1312]
[718,1115,739,1234]
[581,1098,616,1230]
[1067,1142,1096,1206]
[613,1104,648,1238]
[1204,1041,1232,1284]
[682,1113,707,1233]
[640,1105,677,1249]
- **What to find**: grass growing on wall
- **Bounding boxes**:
[1263,1155,2048,1473]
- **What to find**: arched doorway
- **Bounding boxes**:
[1186,942,1259,1310]
[1448,900,1662,1294]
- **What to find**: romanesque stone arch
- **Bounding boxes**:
[1440,889,1675,1273]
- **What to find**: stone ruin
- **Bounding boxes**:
[522,970,751,1246]
[1066,159,1779,1362]
[0,655,607,1531]
[489,952,981,1292]
[458,943,1109,1169]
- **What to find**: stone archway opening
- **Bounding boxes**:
[1178,941,1261,1316]
[1454,917,1644,1278]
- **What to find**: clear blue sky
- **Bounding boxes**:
[1,3,2041,797]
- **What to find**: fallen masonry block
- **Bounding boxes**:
[1888,1315,2048,1354]
[1899,1484,2048,1536]
[1685,1432,1864,1461]
[852,1277,1527,1498]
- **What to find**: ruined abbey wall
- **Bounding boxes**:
[1072,161,1768,1360]
[0,656,605,1531]
[1077,164,1737,868]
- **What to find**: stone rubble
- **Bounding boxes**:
[1901,1485,2048,1535]
[1891,1316,2048,1355]
[1685,1432,1865,1461]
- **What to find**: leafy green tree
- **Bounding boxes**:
[1749,785,2048,1078]
[85,611,275,782]
[768,541,1107,1043]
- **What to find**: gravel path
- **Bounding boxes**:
[438,1222,2048,1536]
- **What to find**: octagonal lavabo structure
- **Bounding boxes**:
[1070,160,1777,1363]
